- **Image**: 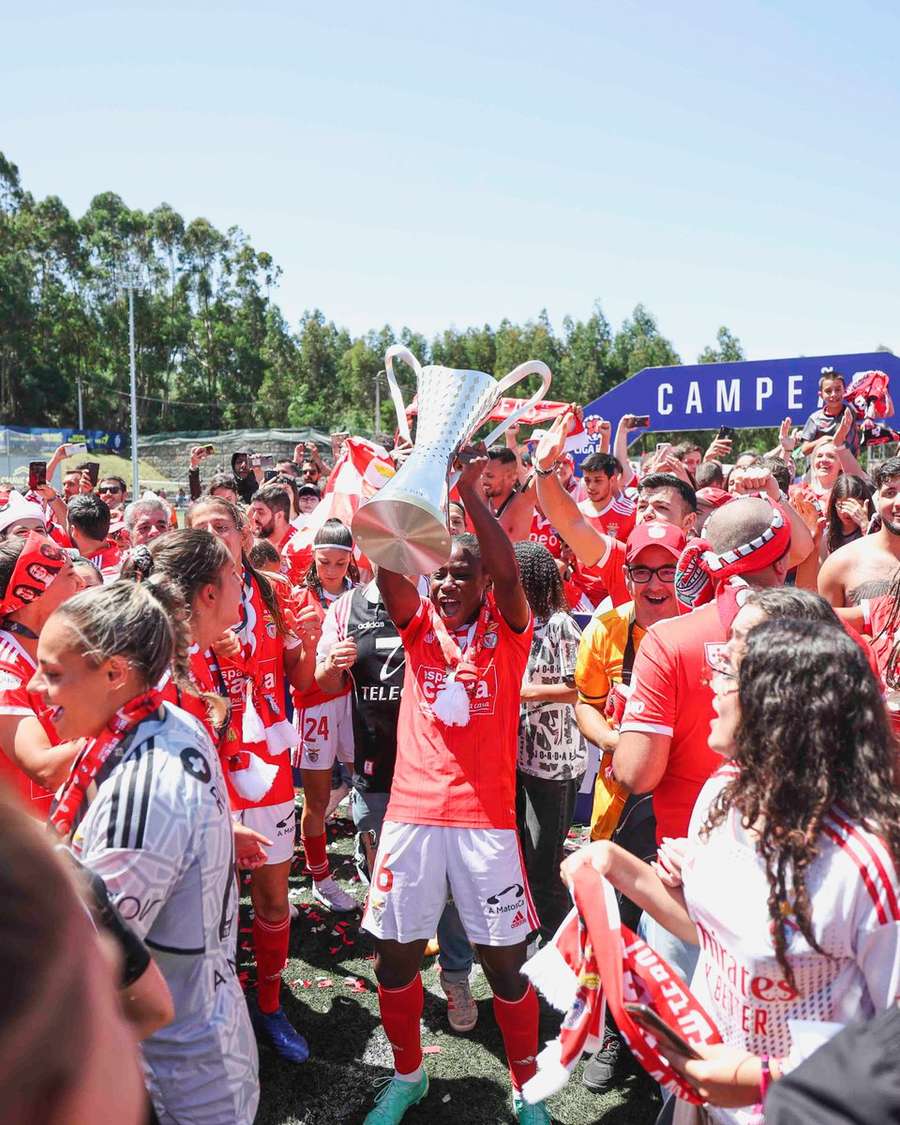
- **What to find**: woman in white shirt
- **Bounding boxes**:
[563,617,900,1122]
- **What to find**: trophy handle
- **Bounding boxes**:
[447,360,553,490]
[384,345,422,445]
[479,360,553,448]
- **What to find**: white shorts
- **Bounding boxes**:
[361,821,539,947]
[293,695,354,771]
[234,799,297,865]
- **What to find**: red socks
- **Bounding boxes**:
[493,984,539,1090]
[302,832,329,881]
[254,913,290,1013]
[378,975,424,1076]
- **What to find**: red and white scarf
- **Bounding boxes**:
[50,690,162,840]
[674,502,792,629]
[522,863,721,1106]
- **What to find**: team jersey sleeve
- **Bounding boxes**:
[851,839,900,1010]
[77,748,194,941]
[619,625,677,738]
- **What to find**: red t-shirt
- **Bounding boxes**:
[528,511,563,558]
[578,495,637,543]
[619,602,725,843]
[0,630,55,816]
[282,531,314,587]
[386,596,532,830]
[290,584,351,709]
[84,539,123,579]
[219,572,297,811]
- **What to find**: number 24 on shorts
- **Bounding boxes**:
[303,714,330,743]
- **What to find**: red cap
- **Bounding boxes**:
[625,522,686,564]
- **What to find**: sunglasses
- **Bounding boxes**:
[98,485,123,494]
[625,563,677,583]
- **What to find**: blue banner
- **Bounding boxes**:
[579,352,900,454]
[1,427,126,454]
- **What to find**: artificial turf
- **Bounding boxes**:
[245,807,662,1125]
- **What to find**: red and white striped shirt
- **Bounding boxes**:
[682,765,899,1122]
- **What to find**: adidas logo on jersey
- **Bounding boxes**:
[510,910,527,929]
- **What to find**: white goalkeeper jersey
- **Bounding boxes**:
[73,702,258,1125]
[681,764,899,1125]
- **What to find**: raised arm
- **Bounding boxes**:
[534,412,610,567]
[833,408,870,481]
[613,416,638,488]
[456,444,529,632]
[376,568,421,631]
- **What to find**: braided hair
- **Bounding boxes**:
[513,540,566,622]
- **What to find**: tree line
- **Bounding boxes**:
[1,151,747,437]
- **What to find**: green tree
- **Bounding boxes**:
[698,326,745,364]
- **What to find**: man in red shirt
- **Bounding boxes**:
[66,495,122,580]
[361,444,548,1125]
[536,450,698,608]
[576,452,637,544]
[615,495,796,983]
[248,483,295,557]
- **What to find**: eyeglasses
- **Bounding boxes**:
[98,486,122,494]
[625,563,677,583]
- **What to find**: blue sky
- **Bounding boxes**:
[5,0,900,363]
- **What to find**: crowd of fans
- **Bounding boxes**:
[0,363,897,1125]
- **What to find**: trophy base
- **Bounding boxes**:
[352,495,452,575]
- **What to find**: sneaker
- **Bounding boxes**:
[512,1091,551,1123]
[582,1030,634,1093]
[312,876,358,913]
[364,1072,429,1124]
[439,972,478,1033]
[250,1004,310,1064]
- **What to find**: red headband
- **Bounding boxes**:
[675,503,791,612]
[0,532,66,616]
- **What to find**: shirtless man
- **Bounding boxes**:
[818,456,900,607]
[479,448,534,543]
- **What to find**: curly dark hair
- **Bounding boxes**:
[702,617,900,990]
[513,540,566,621]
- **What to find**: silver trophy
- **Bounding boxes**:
[352,345,552,574]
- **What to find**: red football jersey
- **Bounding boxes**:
[578,494,637,544]
[84,539,123,579]
[386,596,532,830]
[0,630,55,816]
[219,572,297,811]
[528,511,563,558]
[619,602,724,842]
